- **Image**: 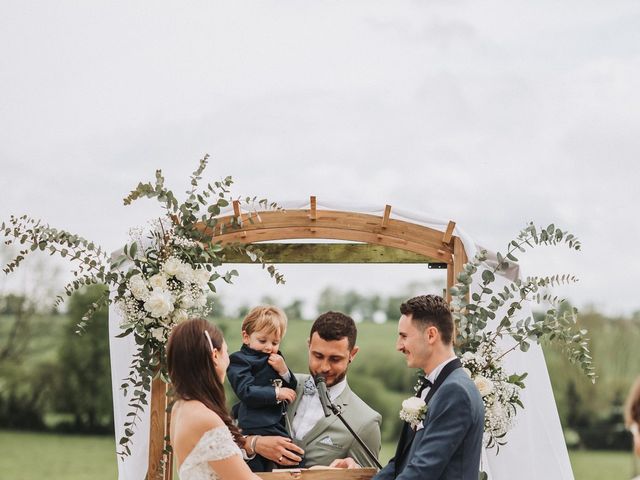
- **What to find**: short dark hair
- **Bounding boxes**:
[310,311,357,350]
[399,295,454,345]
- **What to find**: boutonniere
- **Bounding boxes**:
[399,397,427,430]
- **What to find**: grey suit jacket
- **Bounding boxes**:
[287,374,382,468]
[375,368,484,480]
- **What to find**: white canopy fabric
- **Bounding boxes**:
[108,201,573,479]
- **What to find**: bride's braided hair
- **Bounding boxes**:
[167,318,244,448]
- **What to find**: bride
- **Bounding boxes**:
[167,318,261,480]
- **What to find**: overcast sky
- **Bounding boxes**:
[1,1,639,317]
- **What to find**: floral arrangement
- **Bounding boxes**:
[461,345,525,449]
[450,222,595,451]
[1,156,284,456]
[399,396,427,430]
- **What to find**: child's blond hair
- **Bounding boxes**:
[241,305,288,339]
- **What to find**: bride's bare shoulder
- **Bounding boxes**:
[173,400,225,436]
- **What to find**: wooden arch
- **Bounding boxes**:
[148,198,469,479]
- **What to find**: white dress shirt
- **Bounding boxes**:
[419,356,458,402]
[292,378,347,440]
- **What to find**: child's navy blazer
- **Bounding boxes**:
[228,344,298,432]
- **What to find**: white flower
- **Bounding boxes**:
[474,375,495,397]
[129,274,150,301]
[194,294,208,308]
[163,257,184,277]
[175,263,194,284]
[462,351,475,363]
[180,294,194,309]
[174,309,188,323]
[151,327,166,342]
[144,288,175,318]
[149,273,168,289]
[194,268,211,286]
[399,396,427,429]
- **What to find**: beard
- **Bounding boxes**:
[309,366,348,387]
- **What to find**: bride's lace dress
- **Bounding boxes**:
[178,426,241,480]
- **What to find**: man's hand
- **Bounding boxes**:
[329,457,360,469]
[268,353,289,376]
[254,436,304,466]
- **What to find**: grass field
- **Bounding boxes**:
[1,431,637,480]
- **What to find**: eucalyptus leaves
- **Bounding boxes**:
[450,222,595,449]
[1,155,283,457]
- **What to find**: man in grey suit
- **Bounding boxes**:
[253,311,382,468]
[334,294,484,479]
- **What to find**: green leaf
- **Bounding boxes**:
[481,270,495,283]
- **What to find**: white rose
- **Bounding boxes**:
[180,294,194,309]
[144,288,174,318]
[194,268,211,286]
[175,263,194,284]
[163,257,183,277]
[129,274,149,301]
[194,294,208,308]
[474,375,495,397]
[151,327,166,342]
[149,273,168,289]
[174,309,188,323]
[402,396,426,415]
[462,351,475,363]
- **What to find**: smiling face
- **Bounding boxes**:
[307,332,359,387]
[242,329,281,354]
[396,313,436,371]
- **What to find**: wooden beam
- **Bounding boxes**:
[381,205,392,228]
[214,227,453,262]
[222,243,443,264]
[258,468,376,480]
[204,210,455,256]
[148,376,168,480]
[442,221,456,245]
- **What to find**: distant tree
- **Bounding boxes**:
[316,287,344,314]
[284,299,305,321]
[51,285,113,432]
[210,295,226,318]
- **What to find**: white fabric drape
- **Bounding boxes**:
[109,297,151,480]
[107,201,573,479]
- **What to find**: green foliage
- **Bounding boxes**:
[1,156,286,457]
[50,285,113,433]
[451,222,595,383]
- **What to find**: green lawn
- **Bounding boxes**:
[1,431,637,480]
[0,431,117,480]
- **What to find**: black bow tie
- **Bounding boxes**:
[416,377,433,396]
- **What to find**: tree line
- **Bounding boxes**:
[1,285,638,451]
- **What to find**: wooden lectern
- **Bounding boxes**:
[257,468,377,480]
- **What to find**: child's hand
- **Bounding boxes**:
[268,353,289,376]
[277,387,297,403]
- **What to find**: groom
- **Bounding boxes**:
[336,294,484,478]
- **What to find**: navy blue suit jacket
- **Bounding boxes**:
[227,345,297,434]
[375,368,484,480]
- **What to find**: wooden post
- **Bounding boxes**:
[381,205,392,228]
[148,375,168,480]
[447,236,468,303]
[309,196,317,221]
[442,221,456,245]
